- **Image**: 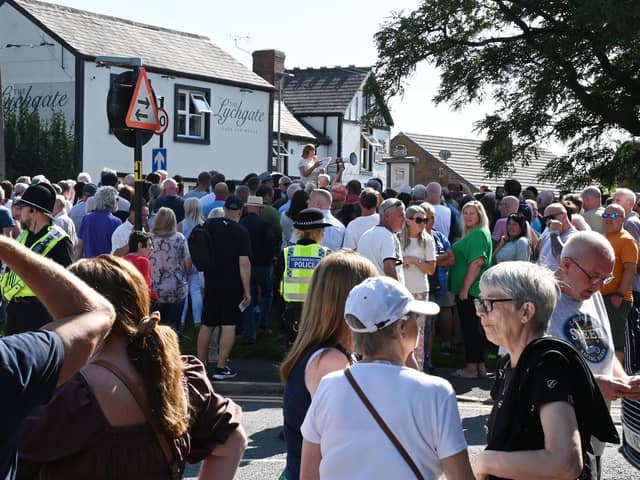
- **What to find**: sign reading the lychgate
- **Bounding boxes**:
[2,82,75,123]
[212,95,266,135]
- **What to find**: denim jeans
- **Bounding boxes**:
[242,265,274,343]
[181,271,203,327]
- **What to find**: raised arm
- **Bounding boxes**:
[0,236,115,384]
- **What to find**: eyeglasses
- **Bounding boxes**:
[543,212,561,223]
[409,217,428,224]
[602,212,622,219]
[568,258,614,286]
[474,298,515,313]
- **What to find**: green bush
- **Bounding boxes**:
[3,101,76,182]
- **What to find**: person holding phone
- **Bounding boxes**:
[196,196,251,381]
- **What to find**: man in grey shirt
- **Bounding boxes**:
[549,231,640,478]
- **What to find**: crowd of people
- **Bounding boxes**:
[2,146,640,478]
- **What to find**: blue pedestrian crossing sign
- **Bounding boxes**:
[152,148,167,171]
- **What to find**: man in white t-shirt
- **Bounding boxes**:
[536,203,577,272]
[110,206,149,256]
[357,198,405,284]
[550,231,640,475]
[343,188,379,250]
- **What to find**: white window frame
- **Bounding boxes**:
[176,89,210,140]
[361,132,383,148]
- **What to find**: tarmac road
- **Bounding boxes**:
[183,395,639,479]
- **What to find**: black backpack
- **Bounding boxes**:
[187,220,215,271]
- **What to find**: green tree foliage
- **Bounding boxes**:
[3,101,76,182]
[374,0,640,189]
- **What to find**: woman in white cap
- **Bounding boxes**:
[300,276,474,480]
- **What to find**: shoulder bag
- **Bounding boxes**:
[92,359,181,480]
[344,368,424,480]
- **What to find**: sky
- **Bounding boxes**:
[52,0,501,145]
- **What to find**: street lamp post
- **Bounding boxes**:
[276,71,294,173]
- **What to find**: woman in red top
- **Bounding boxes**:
[124,230,158,302]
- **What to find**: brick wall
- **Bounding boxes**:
[252,49,286,91]
[390,134,477,192]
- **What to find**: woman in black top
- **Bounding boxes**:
[472,262,617,480]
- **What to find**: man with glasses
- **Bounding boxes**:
[600,203,639,360]
[549,231,640,478]
[535,203,576,272]
[357,198,405,282]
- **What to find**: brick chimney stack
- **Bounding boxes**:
[252,49,286,90]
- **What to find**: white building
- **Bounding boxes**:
[0,0,276,180]
[252,50,394,185]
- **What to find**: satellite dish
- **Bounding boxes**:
[349,152,358,165]
[438,149,451,162]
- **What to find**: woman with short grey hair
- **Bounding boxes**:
[473,261,618,479]
[94,186,118,212]
[75,187,122,259]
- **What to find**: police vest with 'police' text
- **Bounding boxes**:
[280,243,330,302]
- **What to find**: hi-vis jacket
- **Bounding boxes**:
[0,224,68,301]
[280,243,330,302]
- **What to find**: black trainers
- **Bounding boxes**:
[212,367,237,380]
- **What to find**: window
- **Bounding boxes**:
[272,139,289,171]
[174,85,211,144]
[361,132,383,148]
[360,131,384,172]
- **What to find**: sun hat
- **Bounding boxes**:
[293,208,332,230]
[345,276,440,333]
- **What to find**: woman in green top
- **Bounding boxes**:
[450,200,493,378]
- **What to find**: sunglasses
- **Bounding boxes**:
[410,217,428,224]
[602,212,622,219]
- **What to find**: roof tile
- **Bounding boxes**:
[397,132,560,191]
[13,0,273,90]
[282,66,371,115]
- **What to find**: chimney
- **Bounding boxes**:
[252,49,286,87]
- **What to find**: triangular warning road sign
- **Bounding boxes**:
[125,67,160,130]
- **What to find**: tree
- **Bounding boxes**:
[3,101,76,182]
[374,0,640,189]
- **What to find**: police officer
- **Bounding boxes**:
[276,208,331,342]
[1,182,73,334]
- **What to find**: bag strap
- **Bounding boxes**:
[92,359,181,480]
[344,368,425,480]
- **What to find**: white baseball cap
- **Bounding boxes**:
[344,276,440,333]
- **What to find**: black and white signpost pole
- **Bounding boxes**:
[103,56,160,231]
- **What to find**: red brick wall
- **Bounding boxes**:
[252,49,286,90]
[390,134,477,192]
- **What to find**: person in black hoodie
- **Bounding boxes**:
[472,261,618,480]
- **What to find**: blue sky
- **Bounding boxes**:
[52,0,498,144]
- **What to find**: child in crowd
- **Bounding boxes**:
[123,230,158,302]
